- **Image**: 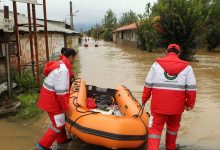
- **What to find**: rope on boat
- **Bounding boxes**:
[68,79,101,131]
[68,80,103,131]
[122,85,140,104]
[121,85,149,129]
[132,104,148,128]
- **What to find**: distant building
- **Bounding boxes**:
[0,10,80,83]
[112,23,138,47]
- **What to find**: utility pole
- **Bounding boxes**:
[3,6,12,99]
[43,0,49,61]
[70,1,74,30]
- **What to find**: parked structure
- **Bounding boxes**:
[112,23,138,47]
[0,10,80,84]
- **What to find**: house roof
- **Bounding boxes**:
[0,10,79,35]
[112,22,137,33]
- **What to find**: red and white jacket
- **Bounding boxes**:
[37,56,72,113]
[142,52,196,114]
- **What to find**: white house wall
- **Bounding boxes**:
[113,30,137,47]
[66,35,79,50]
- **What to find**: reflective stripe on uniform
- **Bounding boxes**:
[43,82,68,95]
[56,89,68,95]
[148,134,161,139]
[145,82,197,91]
[167,129,178,135]
[153,83,185,89]
[43,82,55,91]
[50,125,61,133]
[145,82,153,88]
[185,84,197,90]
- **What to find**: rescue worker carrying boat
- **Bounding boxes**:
[35,48,77,150]
[142,44,197,150]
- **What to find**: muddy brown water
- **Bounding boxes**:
[1,39,220,150]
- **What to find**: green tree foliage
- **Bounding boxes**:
[207,0,220,25]
[102,29,113,41]
[207,22,220,50]
[99,9,117,41]
[152,0,208,60]
[87,27,93,37]
[12,71,41,119]
[118,10,138,26]
[91,24,103,39]
[206,0,220,50]
[14,71,39,92]
[103,9,117,30]
[137,3,159,52]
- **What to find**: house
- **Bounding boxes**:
[112,23,138,47]
[0,10,81,83]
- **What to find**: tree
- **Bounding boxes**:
[102,29,113,41]
[87,27,93,37]
[118,10,138,26]
[206,22,220,50]
[152,0,208,61]
[101,9,117,41]
[102,9,117,30]
[136,3,159,52]
[206,0,220,50]
[91,24,103,39]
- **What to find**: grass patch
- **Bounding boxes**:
[73,59,80,77]
[16,92,42,119]
[12,71,42,119]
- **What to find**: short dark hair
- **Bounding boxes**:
[61,47,77,58]
[167,48,180,54]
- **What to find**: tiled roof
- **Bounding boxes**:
[112,22,137,33]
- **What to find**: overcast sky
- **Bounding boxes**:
[1,0,157,25]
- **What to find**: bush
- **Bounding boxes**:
[14,71,39,92]
[137,20,159,52]
[206,22,220,51]
[16,93,41,119]
[152,0,207,60]
[11,71,41,119]
[102,30,113,41]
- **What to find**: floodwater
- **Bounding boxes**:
[1,39,220,150]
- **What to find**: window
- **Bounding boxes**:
[8,41,17,56]
[0,41,17,58]
[0,44,6,58]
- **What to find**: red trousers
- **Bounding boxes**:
[38,112,68,149]
[147,112,182,150]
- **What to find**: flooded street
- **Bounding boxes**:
[78,40,220,149]
[0,114,48,150]
[1,39,220,150]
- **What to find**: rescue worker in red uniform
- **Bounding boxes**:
[142,44,196,150]
[35,48,77,150]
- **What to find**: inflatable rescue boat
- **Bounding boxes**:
[66,79,149,149]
